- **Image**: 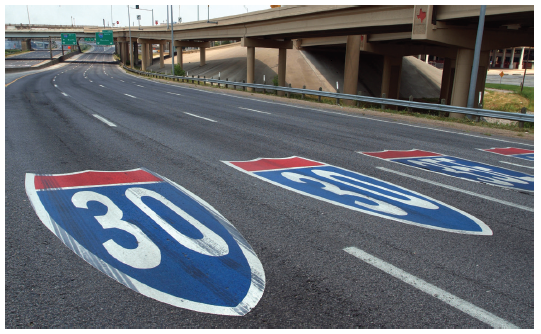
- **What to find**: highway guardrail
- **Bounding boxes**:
[123,65,534,123]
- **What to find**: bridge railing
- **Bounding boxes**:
[122,65,534,123]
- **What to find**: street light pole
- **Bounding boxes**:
[171,5,175,74]
[128,5,133,68]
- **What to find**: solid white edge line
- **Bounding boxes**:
[376,166,533,212]
[184,112,217,123]
[123,73,533,147]
[343,247,519,329]
[499,161,534,169]
[124,94,136,99]
[92,114,117,127]
[166,92,182,96]
[238,107,272,115]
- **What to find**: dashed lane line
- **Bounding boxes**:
[124,94,137,98]
[499,161,534,169]
[61,92,69,97]
[166,92,182,96]
[93,114,117,127]
[376,166,533,212]
[344,247,519,329]
[184,112,217,123]
[238,107,272,115]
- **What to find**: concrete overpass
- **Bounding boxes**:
[5,24,104,51]
[109,5,533,115]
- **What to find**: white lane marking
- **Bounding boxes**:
[99,85,105,88]
[124,94,137,98]
[61,92,69,97]
[376,167,533,212]
[89,80,93,83]
[184,112,217,123]
[131,76,531,147]
[54,84,58,87]
[136,85,144,87]
[166,92,182,96]
[499,161,534,169]
[343,247,519,329]
[53,78,55,81]
[120,80,125,82]
[238,107,272,115]
[93,114,117,127]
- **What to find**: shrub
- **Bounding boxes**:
[272,75,279,86]
[174,64,185,76]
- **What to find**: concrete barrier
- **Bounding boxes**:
[5,51,81,73]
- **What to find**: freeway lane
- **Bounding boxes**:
[5,52,533,328]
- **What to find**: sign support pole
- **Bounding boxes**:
[467,5,486,108]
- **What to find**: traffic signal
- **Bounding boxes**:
[135,5,139,9]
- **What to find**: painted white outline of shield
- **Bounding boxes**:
[222,156,492,236]
[25,168,265,316]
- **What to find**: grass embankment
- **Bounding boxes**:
[5,49,30,57]
[484,83,534,112]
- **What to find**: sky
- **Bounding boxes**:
[5,5,274,27]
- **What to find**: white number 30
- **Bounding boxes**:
[71,188,229,269]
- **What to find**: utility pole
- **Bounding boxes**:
[197,5,199,21]
[26,5,31,25]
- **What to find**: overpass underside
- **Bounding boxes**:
[110,5,533,115]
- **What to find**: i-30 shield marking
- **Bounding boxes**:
[25,168,265,316]
[223,156,492,235]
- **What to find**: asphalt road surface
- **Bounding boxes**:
[5,46,534,328]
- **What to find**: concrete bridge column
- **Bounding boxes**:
[381,55,403,102]
[177,47,183,69]
[518,47,525,70]
[473,51,490,109]
[120,42,126,64]
[449,48,474,117]
[141,43,148,71]
[124,42,130,65]
[278,49,287,97]
[439,57,456,105]
[133,42,139,66]
[509,48,516,69]
[343,35,362,105]
[500,49,507,69]
[114,42,118,55]
[148,44,153,66]
[168,42,173,57]
[21,39,31,51]
[159,43,165,69]
[241,37,293,97]
[246,46,255,92]
[174,41,210,69]
[200,47,206,66]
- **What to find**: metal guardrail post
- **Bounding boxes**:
[518,107,527,128]
[242,80,246,91]
[408,95,413,113]
[336,88,340,105]
[225,78,228,89]
[287,83,291,98]
[439,99,446,117]
[318,87,322,102]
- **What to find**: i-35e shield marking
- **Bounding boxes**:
[25,168,265,316]
[479,147,534,162]
[360,149,533,193]
[223,156,492,235]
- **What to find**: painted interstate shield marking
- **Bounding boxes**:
[360,150,534,193]
[223,157,491,235]
[479,147,534,162]
[25,169,265,316]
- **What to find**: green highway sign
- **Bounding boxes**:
[61,33,77,45]
[95,30,114,45]
[84,37,95,41]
